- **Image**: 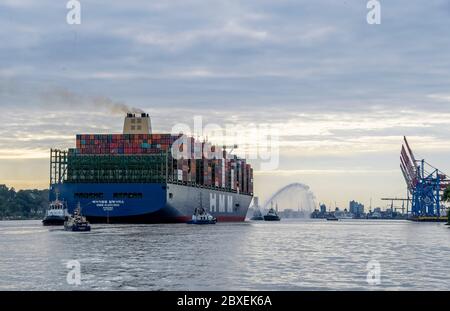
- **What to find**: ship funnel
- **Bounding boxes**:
[123,112,152,134]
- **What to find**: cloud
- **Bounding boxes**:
[255,169,399,176]
[428,94,450,102]
[0,66,34,78]
[2,101,450,161]
[0,0,41,8]
[114,20,268,52]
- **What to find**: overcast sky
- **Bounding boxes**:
[1,0,450,209]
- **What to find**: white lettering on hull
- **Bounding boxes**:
[219,195,226,212]
[209,193,234,213]
[210,193,216,212]
[227,195,233,213]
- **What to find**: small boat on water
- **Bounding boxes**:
[326,214,339,221]
[64,203,91,232]
[264,208,281,221]
[187,207,217,225]
[42,196,68,226]
[264,203,281,221]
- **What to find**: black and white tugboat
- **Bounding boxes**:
[64,203,91,232]
[42,194,68,226]
[263,202,281,221]
[187,207,217,225]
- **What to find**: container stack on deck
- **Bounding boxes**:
[75,134,183,154]
[66,134,253,195]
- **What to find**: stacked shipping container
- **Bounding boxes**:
[76,134,183,155]
[70,134,253,195]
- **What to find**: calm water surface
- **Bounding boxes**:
[0,219,449,290]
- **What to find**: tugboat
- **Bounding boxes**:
[42,194,68,226]
[64,203,91,232]
[187,207,217,225]
[263,202,281,221]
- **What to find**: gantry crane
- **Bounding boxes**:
[400,137,450,218]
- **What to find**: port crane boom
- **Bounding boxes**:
[399,137,450,218]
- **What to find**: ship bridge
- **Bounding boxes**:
[123,113,152,135]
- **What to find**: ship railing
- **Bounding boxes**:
[166,179,251,195]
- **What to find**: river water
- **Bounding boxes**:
[0,219,449,290]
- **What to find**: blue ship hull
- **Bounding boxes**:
[51,182,252,224]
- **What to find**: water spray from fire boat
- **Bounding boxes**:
[251,183,317,219]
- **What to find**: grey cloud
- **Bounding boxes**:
[1,1,450,161]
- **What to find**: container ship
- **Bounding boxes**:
[49,113,253,223]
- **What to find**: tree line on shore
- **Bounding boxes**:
[0,185,49,219]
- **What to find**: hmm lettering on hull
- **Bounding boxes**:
[210,193,234,213]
